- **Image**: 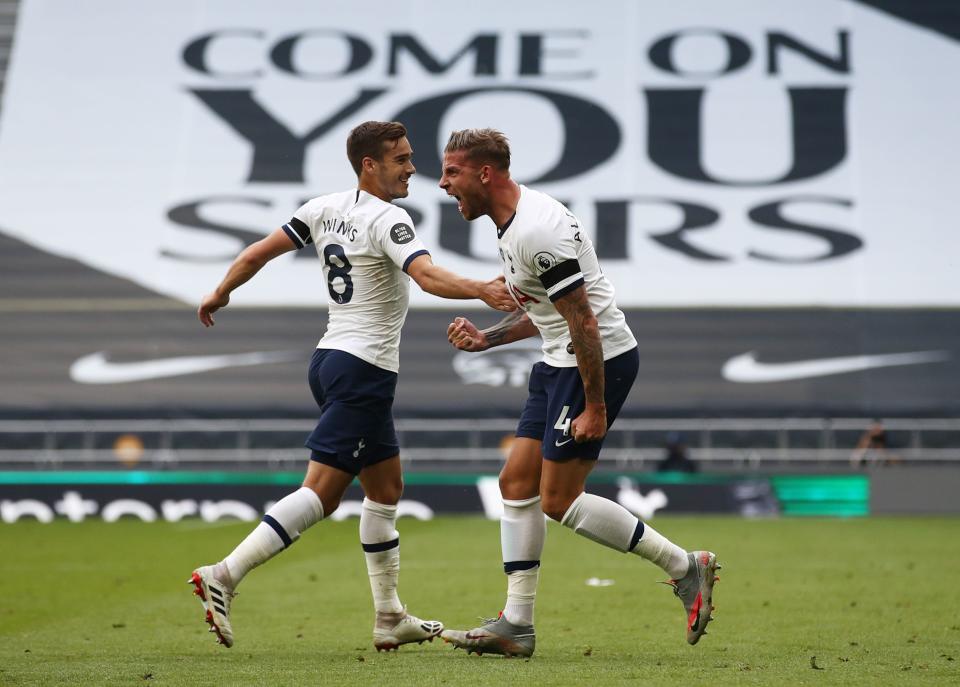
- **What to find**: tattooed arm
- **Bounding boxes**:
[553,285,607,443]
[446,309,538,352]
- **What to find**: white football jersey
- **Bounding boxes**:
[497,185,637,367]
[283,189,429,373]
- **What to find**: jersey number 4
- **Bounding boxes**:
[323,244,354,304]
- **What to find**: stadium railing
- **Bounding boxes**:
[0,417,958,472]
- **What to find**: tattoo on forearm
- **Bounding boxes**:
[483,310,529,347]
[571,317,604,403]
[556,289,604,404]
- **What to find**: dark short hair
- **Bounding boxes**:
[444,128,511,170]
[346,121,408,175]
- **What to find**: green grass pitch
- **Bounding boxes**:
[1,515,958,686]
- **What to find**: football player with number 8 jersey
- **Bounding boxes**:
[438,129,720,657]
[189,121,514,652]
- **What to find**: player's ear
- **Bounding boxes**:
[479,164,492,184]
[361,156,378,174]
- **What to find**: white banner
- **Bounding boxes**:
[0,0,957,306]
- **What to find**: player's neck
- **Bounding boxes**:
[357,179,391,203]
[489,180,521,230]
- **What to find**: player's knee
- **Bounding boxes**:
[301,476,343,516]
[316,492,340,516]
[498,471,515,497]
[364,479,403,505]
[372,487,402,506]
[499,472,538,501]
[540,490,576,522]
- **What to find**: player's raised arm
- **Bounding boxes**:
[553,284,606,442]
[447,309,538,352]
[405,253,515,312]
[198,228,298,327]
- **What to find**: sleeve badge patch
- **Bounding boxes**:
[534,251,557,273]
[390,223,415,244]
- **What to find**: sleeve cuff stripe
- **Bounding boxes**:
[402,249,430,273]
[548,278,585,302]
[282,224,305,248]
[539,259,582,290]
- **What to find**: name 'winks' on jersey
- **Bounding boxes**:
[497,185,637,367]
[282,189,429,373]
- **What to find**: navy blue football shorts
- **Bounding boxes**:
[305,348,400,476]
[516,347,639,461]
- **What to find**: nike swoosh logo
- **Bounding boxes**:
[70,350,301,384]
[723,350,951,383]
[555,437,574,447]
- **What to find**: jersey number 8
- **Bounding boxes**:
[323,244,354,304]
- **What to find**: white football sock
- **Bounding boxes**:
[360,498,404,614]
[559,493,689,578]
[504,568,539,626]
[630,523,689,579]
[560,492,640,553]
[501,495,545,626]
[223,486,323,587]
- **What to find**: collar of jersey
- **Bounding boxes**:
[354,188,381,205]
[497,212,517,239]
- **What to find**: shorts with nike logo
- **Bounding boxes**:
[516,347,639,460]
[305,348,400,476]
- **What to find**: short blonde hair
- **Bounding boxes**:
[444,128,511,170]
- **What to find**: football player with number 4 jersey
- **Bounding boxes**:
[439,129,720,657]
[189,121,514,652]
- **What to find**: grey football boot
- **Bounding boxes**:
[441,612,535,657]
[664,550,720,645]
